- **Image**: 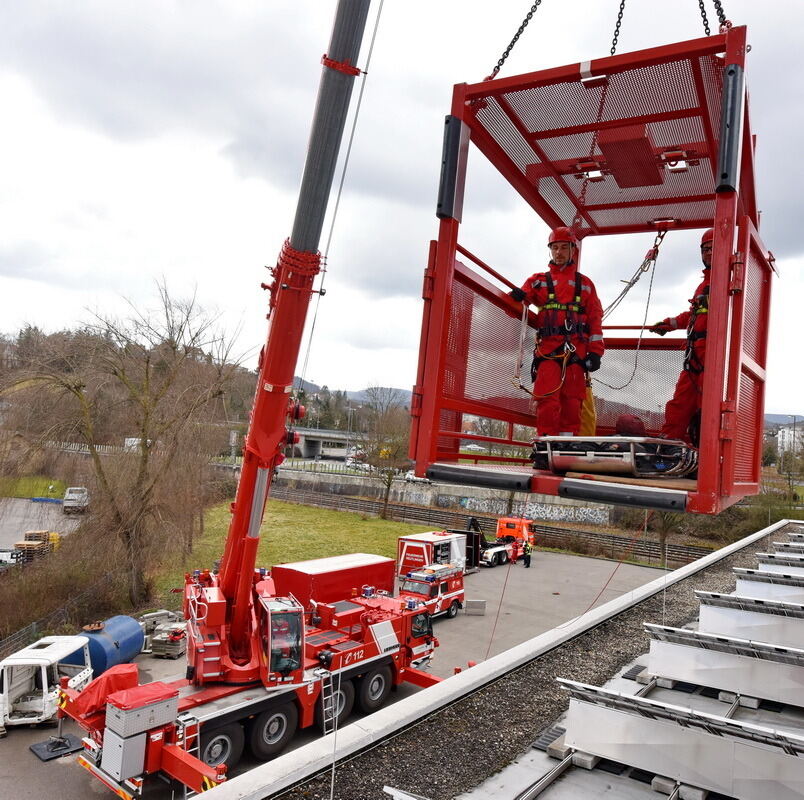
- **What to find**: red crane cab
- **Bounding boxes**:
[409,25,774,515]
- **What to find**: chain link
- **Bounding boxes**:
[485,0,544,81]
[610,0,627,56]
[698,0,711,35]
[712,0,728,27]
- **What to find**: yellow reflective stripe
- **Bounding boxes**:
[201,776,219,791]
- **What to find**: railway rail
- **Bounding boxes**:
[269,485,713,566]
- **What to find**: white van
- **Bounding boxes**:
[0,636,93,731]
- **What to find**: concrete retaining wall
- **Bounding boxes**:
[275,468,610,525]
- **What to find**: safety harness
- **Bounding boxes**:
[683,282,709,375]
[530,266,591,387]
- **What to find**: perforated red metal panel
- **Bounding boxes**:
[411,27,769,514]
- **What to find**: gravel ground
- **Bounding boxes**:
[273,524,791,800]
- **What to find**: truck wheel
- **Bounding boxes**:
[446,601,459,619]
[500,551,509,564]
[200,723,244,769]
[249,703,298,760]
[357,666,392,713]
[315,678,354,732]
[488,553,498,567]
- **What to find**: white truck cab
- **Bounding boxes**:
[0,636,93,733]
[62,487,89,514]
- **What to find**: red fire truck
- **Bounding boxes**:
[398,563,465,619]
[56,3,444,796]
[62,585,439,796]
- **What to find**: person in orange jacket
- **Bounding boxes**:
[650,228,713,443]
[510,227,604,436]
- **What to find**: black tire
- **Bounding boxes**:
[500,551,509,564]
[248,702,298,760]
[315,678,354,732]
[200,723,244,769]
[357,666,392,713]
[446,601,459,619]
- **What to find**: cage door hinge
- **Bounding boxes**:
[719,400,737,440]
[410,387,423,418]
[729,251,745,295]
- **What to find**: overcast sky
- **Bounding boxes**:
[0,1,801,414]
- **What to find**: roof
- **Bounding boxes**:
[1,635,88,666]
[272,553,394,575]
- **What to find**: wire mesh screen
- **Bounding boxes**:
[735,371,762,483]
[470,51,725,233]
[437,264,685,441]
[444,273,535,417]
[591,344,685,434]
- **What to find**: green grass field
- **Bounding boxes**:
[0,476,67,498]
[153,499,434,603]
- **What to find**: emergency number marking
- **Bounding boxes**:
[344,649,364,664]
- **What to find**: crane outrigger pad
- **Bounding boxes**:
[531,436,698,478]
[410,24,773,515]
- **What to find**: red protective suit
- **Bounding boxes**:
[520,261,604,436]
[659,268,710,442]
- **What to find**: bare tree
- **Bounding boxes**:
[356,387,410,519]
[3,284,240,605]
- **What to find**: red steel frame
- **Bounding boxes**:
[410,26,774,515]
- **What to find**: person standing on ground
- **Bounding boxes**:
[511,227,605,437]
[522,539,532,568]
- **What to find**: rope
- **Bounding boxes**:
[602,230,666,319]
[296,0,386,397]
[593,258,657,392]
[484,554,517,660]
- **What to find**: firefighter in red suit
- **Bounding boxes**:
[650,228,713,443]
[510,227,605,436]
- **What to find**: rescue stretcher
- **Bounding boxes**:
[531,436,698,479]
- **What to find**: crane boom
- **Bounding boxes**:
[195,0,372,679]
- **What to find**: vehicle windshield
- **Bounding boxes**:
[400,579,429,596]
[269,611,302,675]
[410,612,432,639]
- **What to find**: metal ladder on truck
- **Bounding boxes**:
[314,668,338,735]
[176,712,202,799]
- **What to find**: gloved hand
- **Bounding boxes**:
[584,352,601,372]
[649,321,672,336]
[509,286,526,303]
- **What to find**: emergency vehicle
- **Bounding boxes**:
[495,518,536,546]
[398,563,465,619]
[60,588,439,796]
[397,531,467,576]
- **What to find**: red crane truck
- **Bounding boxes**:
[57,2,441,796]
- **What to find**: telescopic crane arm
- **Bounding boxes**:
[213,0,372,669]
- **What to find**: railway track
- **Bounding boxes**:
[270,484,713,566]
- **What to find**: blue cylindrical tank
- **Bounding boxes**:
[81,615,145,674]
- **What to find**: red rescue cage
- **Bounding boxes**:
[409,25,774,515]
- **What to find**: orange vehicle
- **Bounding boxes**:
[495,518,536,547]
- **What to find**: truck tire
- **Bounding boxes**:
[200,723,244,769]
[249,702,298,760]
[357,665,392,713]
[315,678,354,732]
[488,553,498,567]
[500,551,509,565]
[446,601,459,619]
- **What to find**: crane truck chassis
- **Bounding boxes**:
[60,587,439,796]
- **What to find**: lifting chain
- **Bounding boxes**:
[484,0,544,81]
[610,0,627,56]
[698,0,730,36]
[698,0,712,35]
